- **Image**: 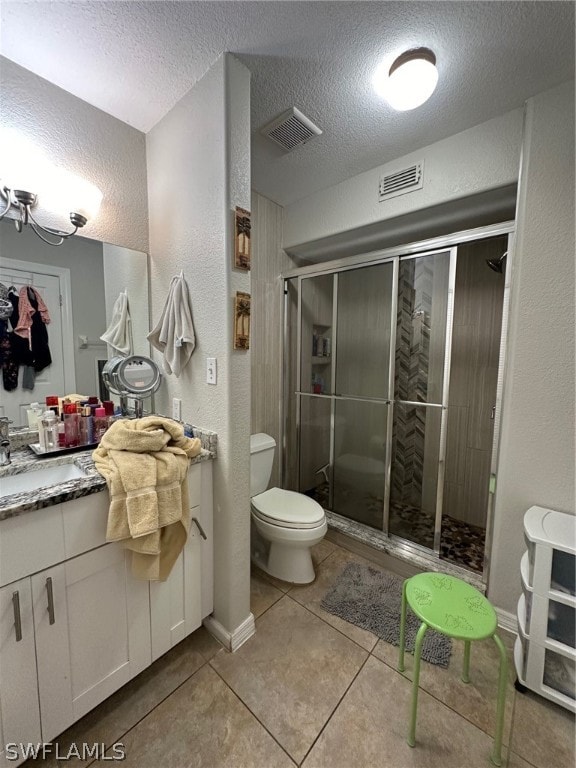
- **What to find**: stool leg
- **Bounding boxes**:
[398,578,408,673]
[462,640,471,683]
[490,633,508,767]
[408,622,428,748]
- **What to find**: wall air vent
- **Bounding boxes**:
[261,107,322,152]
[379,161,424,202]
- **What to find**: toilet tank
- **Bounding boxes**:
[250,433,276,496]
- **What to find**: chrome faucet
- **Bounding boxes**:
[0,417,11,466]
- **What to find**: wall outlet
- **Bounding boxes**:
[206,357,217,385]
[172,397,182,421]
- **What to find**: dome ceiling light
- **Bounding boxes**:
[373,47,438,111]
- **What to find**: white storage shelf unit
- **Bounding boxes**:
[515,506,575,712]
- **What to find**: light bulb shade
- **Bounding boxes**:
[46,168,103,222]
[0,128,54,194]
[374,48,438,111]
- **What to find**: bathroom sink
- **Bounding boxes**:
[0,463,87,497]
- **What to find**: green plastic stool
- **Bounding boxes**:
[398,572,508,767]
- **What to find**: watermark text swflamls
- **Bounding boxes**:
[5,742,126,761]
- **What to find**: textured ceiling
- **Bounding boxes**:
[1,1,574,206]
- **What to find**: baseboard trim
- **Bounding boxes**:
[203,613,256,652]
[495,607,517,634]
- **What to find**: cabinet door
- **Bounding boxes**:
[31,565,73,742]
[0,579,41,768]
[150,506,203,660]
[37,544,150,727]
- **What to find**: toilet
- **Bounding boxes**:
[250,433,327,584]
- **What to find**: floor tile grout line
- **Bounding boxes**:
[367,641,519,748]
[284,590,379,654]
[251,584,285,621]
[68,654,215,767]
[253,560,521,750]
[208,661,298,766]
[297,653,372,766]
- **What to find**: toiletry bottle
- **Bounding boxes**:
[93,407,109,443]
[63,403,80,447]
[27,402,43,429]
[78,406,94,445]
[58,416,66,447]
[40,410,59,452]
[46,395,59,417]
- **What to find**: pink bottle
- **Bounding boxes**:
[93,407,109,443]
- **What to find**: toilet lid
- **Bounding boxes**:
[251,487,325,528]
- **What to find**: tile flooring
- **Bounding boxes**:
[25,540,575,768]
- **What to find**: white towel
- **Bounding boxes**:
[147,273,196,377]
[100,290,133,355]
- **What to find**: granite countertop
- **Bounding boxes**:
[0,434,216,521]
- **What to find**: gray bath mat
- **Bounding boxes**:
[321,562,452,667]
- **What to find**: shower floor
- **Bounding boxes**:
[306,483,486,574]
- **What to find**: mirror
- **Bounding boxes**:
[0,218,149,427]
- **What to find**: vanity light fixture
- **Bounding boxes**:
[373,47,438,111]
[0,177,103,247]
[0,130,102,246]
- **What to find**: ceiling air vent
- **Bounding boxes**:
[379,161,424,202]
[261,107,322,152]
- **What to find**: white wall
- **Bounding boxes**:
[147,55,252,637]
[1,57,148,253]
[283,108,523,250]
[489,80,575,613]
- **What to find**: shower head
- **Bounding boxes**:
[486,251,508,273]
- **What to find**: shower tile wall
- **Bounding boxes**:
[443,237,506,529]
[392,259,431,508]
[391,255,448,516]
[251,191,296,488]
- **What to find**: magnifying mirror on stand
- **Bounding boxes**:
[102,355,162,417]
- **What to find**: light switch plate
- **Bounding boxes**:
[172,398,182,421]
[207,357,217,385]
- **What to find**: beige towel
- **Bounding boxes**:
[93,416,202,581]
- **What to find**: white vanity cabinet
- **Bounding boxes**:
[32,546,150,741]
[0,458,213,768]
[150,461,213,659]
[0,578,42,767]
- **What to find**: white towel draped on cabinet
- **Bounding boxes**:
[148,271,196,377]
[100,289,133,355]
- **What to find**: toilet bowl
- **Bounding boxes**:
[250,434,327,584]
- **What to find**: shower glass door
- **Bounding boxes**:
[332,263,395,528]
[297,273,334,506]
[388,249,454,550]
[287,246,455,553]
[295,263,396,526]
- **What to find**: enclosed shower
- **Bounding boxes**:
[282,229,510,577]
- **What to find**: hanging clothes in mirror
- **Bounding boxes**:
[2,285,52,391]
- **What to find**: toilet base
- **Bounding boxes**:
[251,544,316,584]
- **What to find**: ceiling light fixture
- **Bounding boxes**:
[0,130,102,246]
[373,47,438,111]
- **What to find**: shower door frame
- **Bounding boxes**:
[281,221,516,582]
